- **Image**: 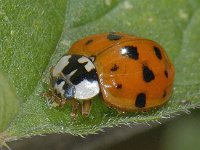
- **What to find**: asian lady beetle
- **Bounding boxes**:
[45,32,175,117]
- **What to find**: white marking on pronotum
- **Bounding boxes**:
[89,56,95,62]
[54,81,65,96]
[85,62,95,72]
[78,56,95,72]
[74,80,100,100]
[66,69,77,80]
[68,69,77,77]
[52,55,71,77]
[78,56,88,63]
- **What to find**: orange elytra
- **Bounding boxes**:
[46,32,175,116]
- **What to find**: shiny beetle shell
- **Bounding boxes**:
[67,32,175,112]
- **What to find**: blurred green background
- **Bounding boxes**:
[6,109,200,150]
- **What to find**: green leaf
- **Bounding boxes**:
[0,73,19,132]
[0,73,19,148]
[1,0,200,146]
[0,0,68,144]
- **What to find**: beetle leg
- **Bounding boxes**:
[81,100,92,117]
[42,89,67,107]
[70,100,80,119]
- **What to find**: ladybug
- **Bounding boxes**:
[45,32,175,117]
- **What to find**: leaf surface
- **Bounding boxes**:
[0,0,200,144]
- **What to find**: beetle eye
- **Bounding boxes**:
[53,78,76,100]
[63,83,76,100]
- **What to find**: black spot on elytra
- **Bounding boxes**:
[62,55,98,85]
[116,84,122,89]
[143,65,155,82]
[121,46,139,60]
[164,70,168,78]
[110,64,119,71]
[85,39,93,45]
[154,46,162,60]
[107,33,122,41]
[135,93,146,108]
[162,90,167,98]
